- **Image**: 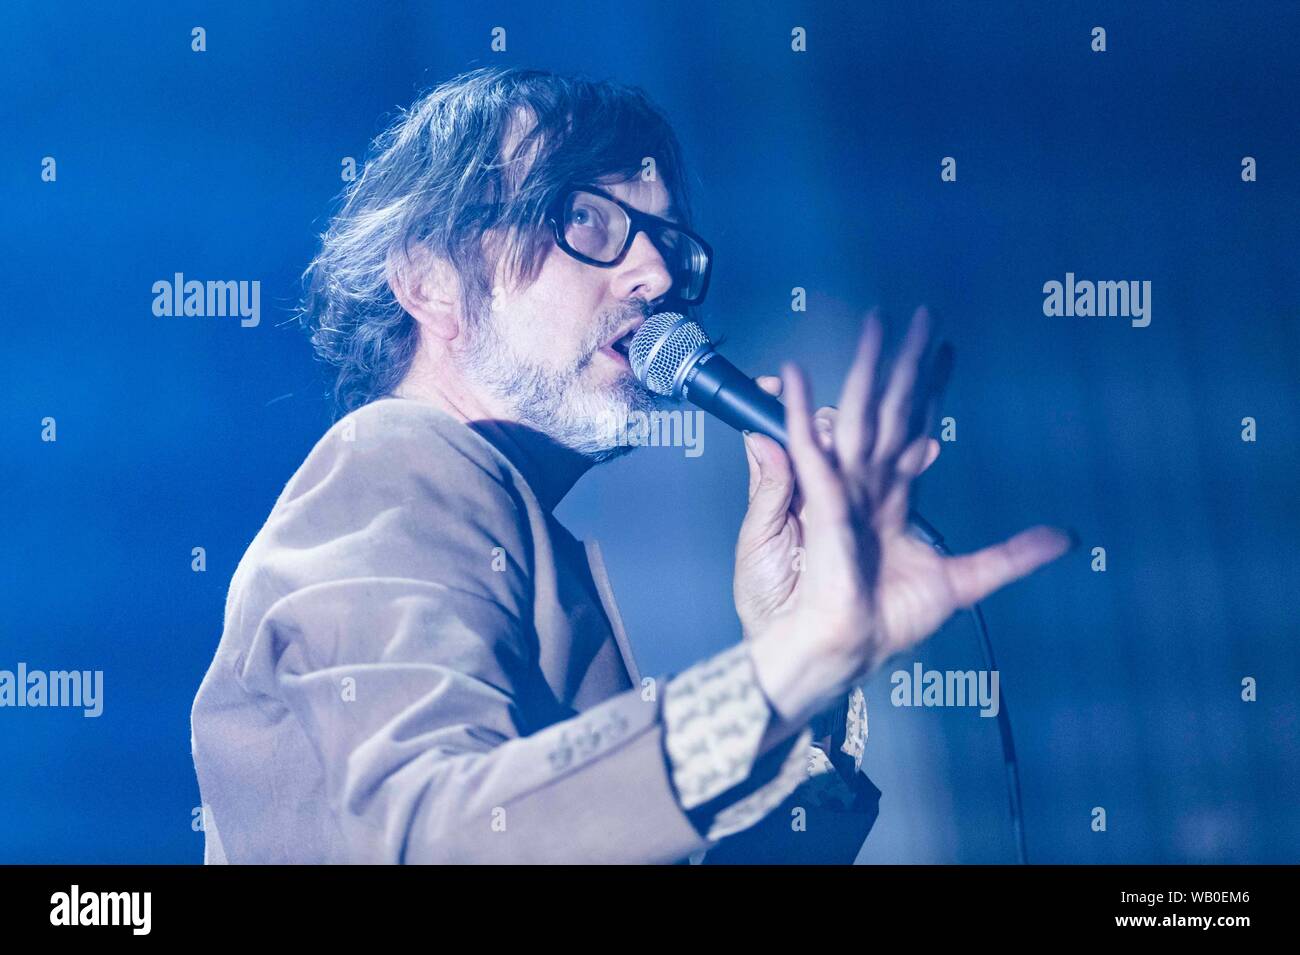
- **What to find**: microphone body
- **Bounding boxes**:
[681,351,789,445]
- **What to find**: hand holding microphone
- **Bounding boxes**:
[629,307,1074,726]
[734,372,941,645]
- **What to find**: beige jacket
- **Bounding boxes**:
[190,397,880,863]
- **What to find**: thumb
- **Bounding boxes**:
[943,525,1075,608]
[741,431,795,539]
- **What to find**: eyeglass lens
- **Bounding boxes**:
[561,190,707,301]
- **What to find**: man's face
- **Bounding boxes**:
[458,176,678,460]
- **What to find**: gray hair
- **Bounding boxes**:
[298,66,696,416]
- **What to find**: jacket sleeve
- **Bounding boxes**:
[229,408,817,863]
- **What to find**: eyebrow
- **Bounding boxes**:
[640,198,680,225]
[589,183,680,224]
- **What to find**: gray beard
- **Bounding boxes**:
[459,303,666,462]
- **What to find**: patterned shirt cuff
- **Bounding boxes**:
[662,642,816,841]
[796,684,870,811]
[705,725,813,840]
[840,683,868,774]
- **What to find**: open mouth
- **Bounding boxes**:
[603,327,638,366]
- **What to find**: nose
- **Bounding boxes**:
[610,230,674,306]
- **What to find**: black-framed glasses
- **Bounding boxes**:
[545,184,713,305]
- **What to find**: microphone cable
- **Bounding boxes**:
[909,518,1029,866]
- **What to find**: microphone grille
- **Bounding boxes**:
[628,311,711,397]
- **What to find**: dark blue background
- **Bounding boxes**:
[3,0,1297,863]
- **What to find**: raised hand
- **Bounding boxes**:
[733,372,939,642]
[742,308,1074,723]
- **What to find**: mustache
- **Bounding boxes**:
[584,299,654,354]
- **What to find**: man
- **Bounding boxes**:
[190,67,1070,864]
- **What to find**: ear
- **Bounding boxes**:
[386,242,461,342]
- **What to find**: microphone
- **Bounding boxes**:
[627,311,944,546]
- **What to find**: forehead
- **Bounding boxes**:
[594,176,679,223]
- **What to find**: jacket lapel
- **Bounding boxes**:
[582,538,643,686]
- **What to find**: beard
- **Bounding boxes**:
[458,300,667,462]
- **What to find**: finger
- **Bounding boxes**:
[875,336,951,519]
[877,434,932,530]
[740,431,796,542]
[919,438,941,475]
[905,341,953,453]
[873,307,932,464]
[836,311,884,473]
[781,362,848,523]
[813,406,837,453]
[755,375,783,398]
[877,356,950,529]
[743,429,761,500]
[942,525,1075,608]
